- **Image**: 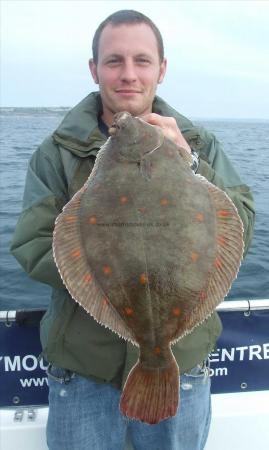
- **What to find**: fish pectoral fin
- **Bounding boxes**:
[53,182,137,344]
[140,156,152,180]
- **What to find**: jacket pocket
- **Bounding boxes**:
[57,302,126,383]
[42,289,77,362]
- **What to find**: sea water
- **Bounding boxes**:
[0,108,268,309]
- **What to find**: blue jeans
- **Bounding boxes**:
[46,360,211,450]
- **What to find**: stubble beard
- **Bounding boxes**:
[103,95,154,123]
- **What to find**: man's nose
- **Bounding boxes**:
[120,61,137,82]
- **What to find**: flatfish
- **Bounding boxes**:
[53,112,244,424]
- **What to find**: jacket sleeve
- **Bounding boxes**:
[10,137,68,289]
[195,127,255,257]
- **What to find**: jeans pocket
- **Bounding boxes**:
[183,358,210,383]
[46,363,76,384]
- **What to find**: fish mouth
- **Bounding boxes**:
[109,112,132,135]
[108,123,118,135]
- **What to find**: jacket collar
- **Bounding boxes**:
[53,91,201,157]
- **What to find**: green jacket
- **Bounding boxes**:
[10,92,255,389]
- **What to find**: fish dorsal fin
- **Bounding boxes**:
[53,183,137,345]
[172,174,244,343]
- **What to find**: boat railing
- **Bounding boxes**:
[1,299,269,324]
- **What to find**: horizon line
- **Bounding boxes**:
[0,106,268,122]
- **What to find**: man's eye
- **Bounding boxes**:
[136,58,150,65]
[106,59,121,65]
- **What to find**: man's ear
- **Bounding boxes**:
[158,58,167,84]
[89,59,99,84]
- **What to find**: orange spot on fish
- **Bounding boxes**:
[64,215,77,223]
[89,216,97,224]
[160,198,169,206]
[196,212,204,222]
[217,236,227,246]
[138,207,147,214]
[124,307,134,316]
[120,196,128,204]
[214,258,222,269]
[103,265,112,275]
[199,290,207,301]
[191,252,199,262]
[71,249,81,258]
[167,149,174,157]
[172,307,181,316]
[140,273,148,284]
[83,274,92,283]
[218,210,230,218]
[154,346,161,355]
[102,297,109,307]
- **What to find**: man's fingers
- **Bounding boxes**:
[141,113,191,154]
[142,113,174,128]
[141,113,159,123]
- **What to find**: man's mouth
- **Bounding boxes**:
[115,89,142,95]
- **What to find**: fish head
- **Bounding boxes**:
[108,111,162,162]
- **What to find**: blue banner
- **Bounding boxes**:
[0,320,49,407]
[1,308,269,407]
[210,309,269,393]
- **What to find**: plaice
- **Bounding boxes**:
[53,111,244,424]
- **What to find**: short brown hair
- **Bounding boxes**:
[92,10,164,63]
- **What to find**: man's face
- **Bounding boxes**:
[89,23,167,125]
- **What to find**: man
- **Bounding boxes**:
[11,10,254,450]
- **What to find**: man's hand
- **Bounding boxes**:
[142,113,191,154]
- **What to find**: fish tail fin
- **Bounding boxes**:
[120,357,179,424]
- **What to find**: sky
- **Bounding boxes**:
[1,0,269,119]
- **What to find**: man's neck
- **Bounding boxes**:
[98,116,110,138]
[101,107,153,127]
